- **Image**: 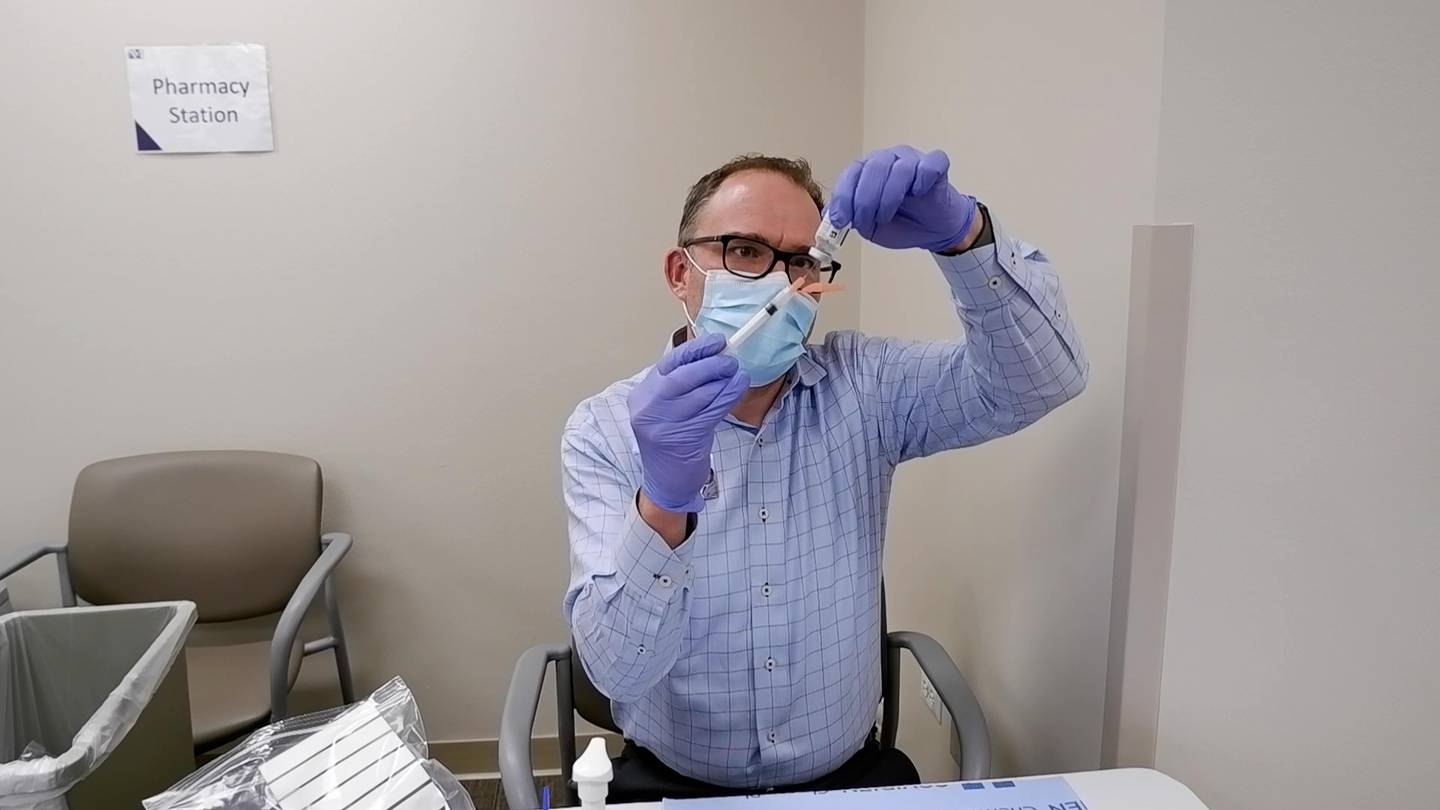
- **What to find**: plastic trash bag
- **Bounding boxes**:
[1,602,197,810]
[145,677,474,810]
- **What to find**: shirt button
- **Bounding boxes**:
[764,657,776,671]
[683,565,693,576]
[637,644,647,654]
[767,730,778,743]
[758,508,769,521]
[658,575,674,588]
[987,276,1003,289]
[756,436,765,447]
[761,584,773,597]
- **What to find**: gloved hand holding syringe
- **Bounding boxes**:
[628,214,850,520]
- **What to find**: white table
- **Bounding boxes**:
[622,768,1209,809]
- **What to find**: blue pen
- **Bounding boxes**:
[542,785,550,810]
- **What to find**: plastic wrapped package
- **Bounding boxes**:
[145,677,474,810]
[1,602,197,810]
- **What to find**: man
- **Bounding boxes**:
[562,146,1087,800]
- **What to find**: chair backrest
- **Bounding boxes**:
[68,450,322,622]
[878,583,892,699]
[570,641,619,733]
[567,584,890,735]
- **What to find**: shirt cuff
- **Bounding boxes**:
[615,498,694,604]
[933,215,1033,312]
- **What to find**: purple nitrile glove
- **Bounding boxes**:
[827,145,978,253]
[628,333,750,513]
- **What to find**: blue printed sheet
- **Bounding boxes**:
[664,777,1088,810]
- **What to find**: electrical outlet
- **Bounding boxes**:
[919,672,945,724]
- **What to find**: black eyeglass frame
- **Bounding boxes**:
[681,233,842,283]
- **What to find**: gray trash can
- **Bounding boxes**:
[1,602,197,810]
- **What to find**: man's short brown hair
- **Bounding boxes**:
[676,154,825,245]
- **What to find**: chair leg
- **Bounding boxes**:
[325,575,356,704]
[556,654,578,805]
[881,642,901,749]
[56,547,76,607]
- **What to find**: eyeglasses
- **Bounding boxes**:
[682,233,842,283]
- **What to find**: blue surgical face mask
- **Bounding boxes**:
[682,251,818,387]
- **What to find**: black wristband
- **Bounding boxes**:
[635,490,699,541]
[938,203,993,255]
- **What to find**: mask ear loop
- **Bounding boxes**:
[681,301,701,336]
[679,248,713,337]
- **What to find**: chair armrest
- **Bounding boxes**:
[888,630,992,780]
[269,532,352,720]
[0,542,75,607]
[501,643,570,810]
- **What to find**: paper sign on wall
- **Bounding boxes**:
[124,44,273,153]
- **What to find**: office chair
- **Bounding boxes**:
[498,589,990,809]
[0,450,356,752]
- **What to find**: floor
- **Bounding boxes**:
[462,775,570,810]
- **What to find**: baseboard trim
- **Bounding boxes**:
[430,733,623,779]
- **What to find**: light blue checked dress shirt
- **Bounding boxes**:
[562,213,1088,789]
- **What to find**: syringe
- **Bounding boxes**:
[725,278,847,353]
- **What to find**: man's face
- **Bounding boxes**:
[666,170,824,321]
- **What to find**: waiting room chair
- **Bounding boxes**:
[498,591,990,809]
[0,450,356,752]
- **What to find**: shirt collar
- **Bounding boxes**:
[666,327,828,389]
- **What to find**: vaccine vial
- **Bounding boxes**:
[809,213,850,266]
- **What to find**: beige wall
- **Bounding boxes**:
[0,0,863,742]
[860,0,1165,779]
[1150,1,1440,807]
